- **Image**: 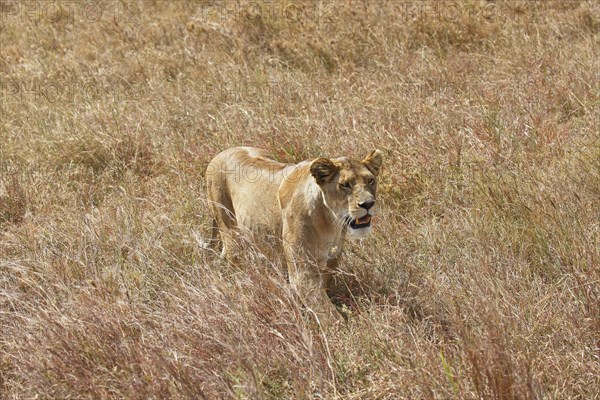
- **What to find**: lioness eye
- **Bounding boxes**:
[340,182,351,189]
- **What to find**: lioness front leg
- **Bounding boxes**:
[285,253,343,326]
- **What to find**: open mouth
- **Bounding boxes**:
[349,214,372,229]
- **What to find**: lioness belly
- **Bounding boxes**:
[229,174,282,235]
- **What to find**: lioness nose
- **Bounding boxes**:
[358,201,375,210]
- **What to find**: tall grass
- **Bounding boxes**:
[1,0,599,398]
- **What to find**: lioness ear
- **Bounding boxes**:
[363,150,383,176]
[310,158,339,185]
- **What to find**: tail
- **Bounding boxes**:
[209,216,222,252]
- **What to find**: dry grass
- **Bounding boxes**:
[1,0,599,398]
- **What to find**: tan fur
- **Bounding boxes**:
[205,146,383,324]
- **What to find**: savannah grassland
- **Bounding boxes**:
[0,0,599,398]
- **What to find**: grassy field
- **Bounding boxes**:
[1,0,599,398]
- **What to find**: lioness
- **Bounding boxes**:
[205,147,383,324]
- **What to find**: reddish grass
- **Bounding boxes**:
[1,1,599,398]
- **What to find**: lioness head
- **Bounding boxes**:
[310,150,383,237]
